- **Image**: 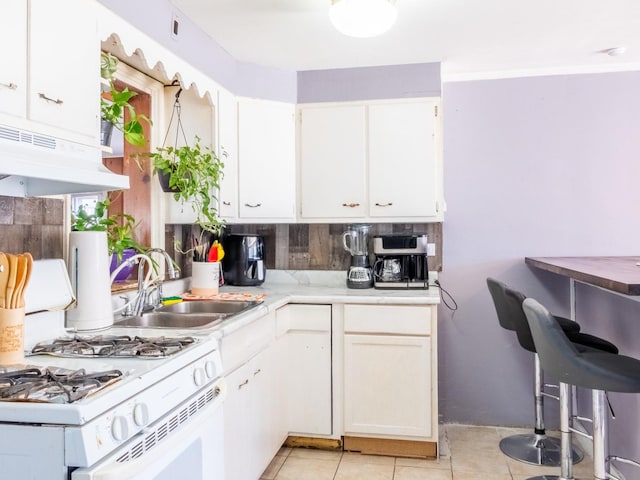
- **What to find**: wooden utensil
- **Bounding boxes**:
[5,254,17,309]
[0,253,8,308]
[20,253,33,309]
[12,255,28,309]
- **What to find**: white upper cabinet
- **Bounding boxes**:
[299,105,367,218]
[238,98,296,220]
[369,100,439,217]
[298,98,443,222]
[0,0,27,119]
[217,88,238,220]
[0,0,100,145]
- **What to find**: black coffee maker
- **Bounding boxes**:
[372,234,429,289]
[222,234,266,286]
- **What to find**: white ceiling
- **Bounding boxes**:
[170,0,640,80]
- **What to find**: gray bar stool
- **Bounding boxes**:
[523,297,640,480]
[487,278,618,470]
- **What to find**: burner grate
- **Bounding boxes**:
[30,335,197,359]
[0,366,123,403]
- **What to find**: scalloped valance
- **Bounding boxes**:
[97,3,221,103]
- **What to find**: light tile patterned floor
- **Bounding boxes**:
[260,424,594,480]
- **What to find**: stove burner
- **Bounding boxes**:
[0,366,123,403]
[30,335,197,359]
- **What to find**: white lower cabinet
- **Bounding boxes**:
[276,304,332,436]
[223,312,285,480]
[223,302,438,478]
[342,304,437,441]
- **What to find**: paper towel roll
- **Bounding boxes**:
[66,231,113,331]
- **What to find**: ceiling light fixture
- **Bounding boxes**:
[329,0,398,38]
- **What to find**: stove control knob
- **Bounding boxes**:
[133,403,149,427]
[193,367,206,386]
[111,416,129,442]
[205,360,217,379]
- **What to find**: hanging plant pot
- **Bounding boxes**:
[158,169,181,193]
[100,118,114,146]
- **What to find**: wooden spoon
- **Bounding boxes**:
[5,254,17,309]
[12,255,28,309]
[20,253,33,309]
[0,253,8,309]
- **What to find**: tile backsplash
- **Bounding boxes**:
[0,196,443,278]
[167,222,443,277]
[0,196,64,259]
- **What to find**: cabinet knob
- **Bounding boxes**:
[342,203,360,208]
[1,82,17,90]
[244,203,262,208]
[375,202,393,207]
[38,93,63,105]
[222,201,231,206]
[238,379,249,389]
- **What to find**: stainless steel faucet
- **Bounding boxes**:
[136,248,180,312]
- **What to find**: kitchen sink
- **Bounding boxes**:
[114,312,226,329]
[155,300,262,316]
[113,300,263,329]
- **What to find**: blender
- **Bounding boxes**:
[342,224,374,289]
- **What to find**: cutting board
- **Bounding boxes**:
[181,292,267,302]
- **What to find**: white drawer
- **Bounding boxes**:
[344,304,432,335]
[221,312,275,373]
[276,304,331,336]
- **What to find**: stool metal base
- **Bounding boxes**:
[499,433,583,466]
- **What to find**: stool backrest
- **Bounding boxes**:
[522,298,581,382]
[486,277,537,352]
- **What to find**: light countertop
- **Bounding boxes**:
[159,269,441,339]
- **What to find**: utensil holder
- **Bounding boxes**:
[191,262,220,296]
[0,307,25,364]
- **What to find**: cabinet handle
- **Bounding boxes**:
[375,202,393,207]
[253,368,261,376]
[244,203,262,208]
[238,379,249,389]
[222,201,231,206]
[342,203,360,208]
[38,93,63,105]
[1,82,17,90]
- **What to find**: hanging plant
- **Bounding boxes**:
[100,52,152,147]
[149,89,226,235]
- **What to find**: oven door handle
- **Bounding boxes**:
[71,394,224,480]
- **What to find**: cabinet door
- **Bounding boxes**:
[29,0,99,142]
[0,0,27,119]
[278,304,332,435]
[224,361,252,480]
[344,334,432,438]
[299,105,367,218]
[218,88,238,219]
[238,99,296,219]
[369,100,439,217]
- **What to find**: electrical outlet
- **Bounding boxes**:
[427,243,436,256]
[171,13,180,39]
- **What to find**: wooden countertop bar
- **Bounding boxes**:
[525,256,640,296]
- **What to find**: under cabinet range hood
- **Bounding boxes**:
[0,125,129,197]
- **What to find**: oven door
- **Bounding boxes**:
[71,382,225,480]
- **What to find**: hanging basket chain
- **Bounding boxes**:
[162,88,189,150]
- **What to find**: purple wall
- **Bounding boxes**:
[98,0,297,103]
[297,63,441,103]
[441,71,640,476]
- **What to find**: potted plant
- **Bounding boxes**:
[150,135,226,235]
[71,196,148,281]
[100,52,151,147]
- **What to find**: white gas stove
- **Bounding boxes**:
[0,260,226,480]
